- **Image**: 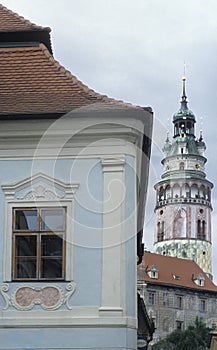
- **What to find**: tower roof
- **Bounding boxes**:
[164,135,203,158]
[173,76,195,122]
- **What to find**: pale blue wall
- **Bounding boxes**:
[0,156,137,349]
[0,327,137,349]
[0,158,104,307]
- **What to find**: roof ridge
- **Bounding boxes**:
[0,4,51,32]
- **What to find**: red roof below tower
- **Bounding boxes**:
[138,251,217,293]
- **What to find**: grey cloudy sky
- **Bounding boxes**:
[2,0,217,281]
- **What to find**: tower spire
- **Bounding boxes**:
[181,64,188,109]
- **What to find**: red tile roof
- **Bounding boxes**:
[138,251,217,293]
[0,4,50,32]
[0,4,147,115]
[0,43,139,115]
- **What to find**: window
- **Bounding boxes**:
[176,321,183,330]
[202,220,206,239]
[197,219,201,238]
[2,173,79,283]
[148,292,155,305]
[173,274,181,281]
[147,265,159,279]
[176,295,183,309]
[163,292,169,306]
[212,300,217,314]
[189,296,195,310]
[12,207,66,281]
[165,186,171,199]
[198,277,205,287]
[212,300,217,313]
[199,299,206,312]
[157,221,164,242]
[197,220,206,240]
[163,318,170,332]
[193,273,205,287]
[180,162,184,170]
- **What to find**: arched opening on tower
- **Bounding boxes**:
[159,187,165,201]
[157,221,164,242]
[165,185,171,199]
[199,185,206,199]
[197,219,206,240]
[183,184,190,198]
[207,187,211,201]
[191,184,198,198]
[179,162,185,170]
[173,184,180,199]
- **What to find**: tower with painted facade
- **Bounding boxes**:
[154,77,213,278]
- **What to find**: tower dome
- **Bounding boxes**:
[173,76,196,137]
[154,77,213,279]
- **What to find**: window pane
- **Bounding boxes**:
[41,258,62,278]
[15,210,38,230]
[41,235,63,256]
[15,258,36,278]
[41,209,64,231]
[15,236,37,256]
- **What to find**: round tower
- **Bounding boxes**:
[154,76,213,279]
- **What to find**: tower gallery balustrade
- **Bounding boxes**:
[155,183,212,209]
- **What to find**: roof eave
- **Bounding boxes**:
[0,30,52,53]
[144,280,217,293]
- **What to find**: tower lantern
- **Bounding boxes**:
[154,77,213,279]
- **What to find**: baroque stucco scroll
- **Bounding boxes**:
[0,282,76,311]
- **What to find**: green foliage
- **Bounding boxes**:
[152,317,211,350]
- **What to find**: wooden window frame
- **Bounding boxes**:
[12,207,66,281]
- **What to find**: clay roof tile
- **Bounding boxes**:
[0,4,50,32]
[0,43,144,115]
[0,4,150,116]
[138,251,217,293]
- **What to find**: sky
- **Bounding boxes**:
[2,0,217,281]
